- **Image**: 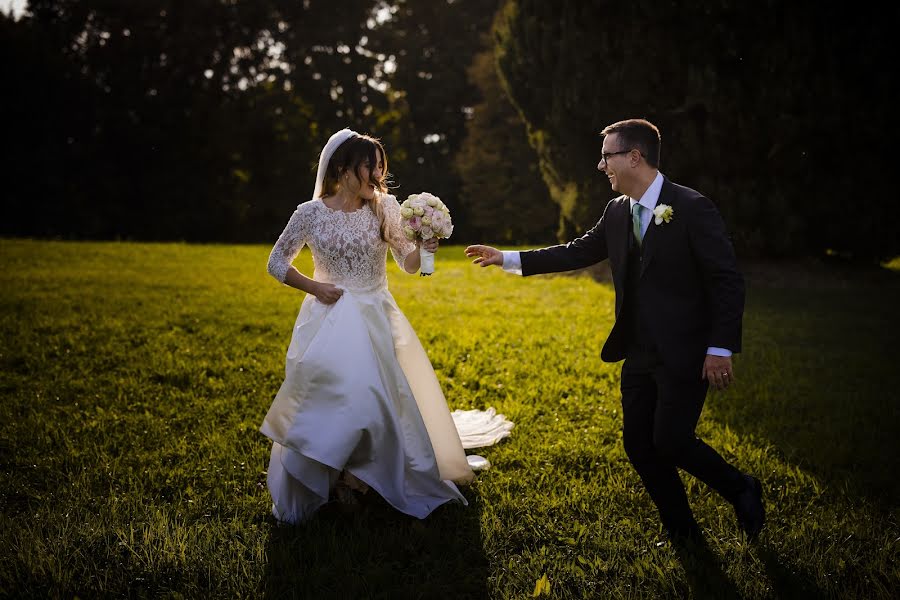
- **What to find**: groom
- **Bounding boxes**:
[466,119,764,543]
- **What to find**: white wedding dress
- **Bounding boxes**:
[262,193,513,523]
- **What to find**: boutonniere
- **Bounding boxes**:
[652,204,674,225]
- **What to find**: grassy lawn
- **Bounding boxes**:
[1,239,898,599]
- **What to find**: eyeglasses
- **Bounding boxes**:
[599,149,642,164]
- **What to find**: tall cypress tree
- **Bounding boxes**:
[455,42,557,244]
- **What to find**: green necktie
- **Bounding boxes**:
[631,202,644,246]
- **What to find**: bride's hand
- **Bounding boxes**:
[465,245,503,267]
[420,237,439,254]
[312,282,343,304]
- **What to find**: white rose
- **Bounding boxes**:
[652,203,675,225]
[420,226,434,239]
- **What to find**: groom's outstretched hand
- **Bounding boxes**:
[465,245,503,268]
[702,354,735,391]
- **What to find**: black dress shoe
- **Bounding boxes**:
[733,474,765,539]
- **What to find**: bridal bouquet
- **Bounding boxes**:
[399,192,453,275]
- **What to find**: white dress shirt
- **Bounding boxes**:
[501,171,732,357]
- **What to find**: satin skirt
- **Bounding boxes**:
[260,284,475,523]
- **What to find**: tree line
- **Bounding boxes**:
[1,0,555,246]
[2,0,895,260]
[495,0,898,260]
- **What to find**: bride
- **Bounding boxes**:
[261,128,512,523]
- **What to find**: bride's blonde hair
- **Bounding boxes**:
[319,133,390,240]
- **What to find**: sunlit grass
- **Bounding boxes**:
[1,239,898,598]
[882,256,900,271]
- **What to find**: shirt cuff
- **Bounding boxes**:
[706,347,733,357]
[501,251,523,275]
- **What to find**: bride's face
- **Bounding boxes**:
[344,150,385,200]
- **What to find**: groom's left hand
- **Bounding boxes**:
[702,355,734,391]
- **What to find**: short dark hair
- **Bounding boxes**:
[601,119,661,168]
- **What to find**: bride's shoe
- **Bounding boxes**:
[271,502,292,525]
[333,481,358,505]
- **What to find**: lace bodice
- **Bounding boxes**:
[267,193,417,291]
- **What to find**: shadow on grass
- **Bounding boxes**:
[261,489,488,600]
[714,265,900,507]
[672,539,741,599]
[672,538,829,599]
[756,544,829,599]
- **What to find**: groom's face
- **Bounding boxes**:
[598,133,629,194]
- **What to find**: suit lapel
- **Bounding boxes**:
[639,177,673,277]
[616,197,630,269]
[601,197,630,294]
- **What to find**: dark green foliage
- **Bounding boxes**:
[495,0,899,259]
[0,2,426,241]
[2,1,367,241]
[364,0,504,239]
[4,1,898,256]
[1,0,528,244]
[455,41,559,244]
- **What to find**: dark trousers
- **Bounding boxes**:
[620,355,746,535]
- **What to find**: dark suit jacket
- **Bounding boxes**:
[521,176,745,377]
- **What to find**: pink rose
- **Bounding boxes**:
[408,216,422,230]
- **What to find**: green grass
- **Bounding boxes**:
[1,239,898,599]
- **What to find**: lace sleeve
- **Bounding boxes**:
[381,194,417,270]
[267,202,312,283]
